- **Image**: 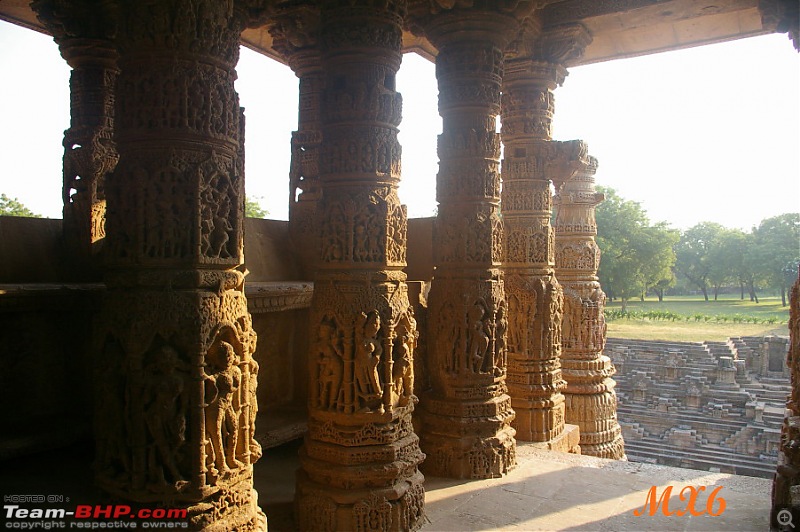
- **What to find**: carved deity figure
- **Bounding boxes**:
[393,329,414,406]
[246,359,262,462]
[354,311,383,411]
[467,302,490,373]
[316,321,344,410]
[494,305,508,376]
[204,341,242,475]
[508,295,523,353]
[142,346,186,489]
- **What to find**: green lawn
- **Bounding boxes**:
[605,295,790,342]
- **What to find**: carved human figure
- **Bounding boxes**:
[508,295,523,353]
[209,194,233,258]
[354,311,382,410]
[247,359,262,462]
[316,321,344,410]
[354,224,368,261]
[393,332,414,406]
[204,341,242,475]
[142,346,186,488]
[468,302,490,373]
[495,305,508,376]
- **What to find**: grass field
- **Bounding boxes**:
[605,295,790,342]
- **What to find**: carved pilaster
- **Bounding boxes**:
[500,22,589,447]
[269,2,323,278]
[407,2,539,479]
[91,2,265,530]
[32,0,119,279]
[554,157,625,459]
[295,2,425,530]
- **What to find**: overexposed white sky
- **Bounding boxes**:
[1,20,797,231]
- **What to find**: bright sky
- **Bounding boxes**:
[1,20,798,231]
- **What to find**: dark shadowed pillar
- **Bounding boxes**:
[294,1,425,530]
[91,1,266,529]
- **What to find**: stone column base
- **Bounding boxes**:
[511,395,566,443]
[420,392,517,479]
[295,470,425,531]
[421,428,517,479]
[524,423,581,454]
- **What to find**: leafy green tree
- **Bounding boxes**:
[751,213,800,306]
[595,187,677,311]
[245,196,269,219]
[0,194,42,218]
[706,228,748,300]
[675,222,726,301]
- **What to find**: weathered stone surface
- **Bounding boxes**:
[30,1,270,529]
[554,157,625,459]
[293,3,425,530]
[501,21,589,450]
[408,2,538,479]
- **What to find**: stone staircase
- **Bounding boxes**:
[608,336,788,479]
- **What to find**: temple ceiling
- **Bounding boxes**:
[0,0,781,66]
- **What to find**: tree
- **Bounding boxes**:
[0,194,42,218]
[595,187,677,311]
[751,213,800,306]
[675,222,726,302]
[244,196,269,219]
[706,228,747,300]
[639,221,679,300]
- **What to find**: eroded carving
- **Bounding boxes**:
[554,158,625,459]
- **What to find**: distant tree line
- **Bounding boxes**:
[592,187,799,309]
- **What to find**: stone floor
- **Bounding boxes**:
[1,438,771,531]
[258,439,771,531]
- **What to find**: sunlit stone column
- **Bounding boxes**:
[500,23,589,450]
[91,2,265,529]
[294,2,425,530]
[554,157,625,459]
[32,0,118,279]
[269,2,323,278]
[771,269,800,526]
[407,1,536,479]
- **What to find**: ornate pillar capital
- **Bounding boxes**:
[535,23,592,64]
[267,1,322,73]
[535,139,589,191]
[408,0,541,50]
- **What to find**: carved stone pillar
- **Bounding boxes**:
[32,0,119,279]
[269,2,323,278]
[92,2,265,529]
[407,2,536,479]
[500,23,589,449]
[554,157,626,459]
[294,2,425,530]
